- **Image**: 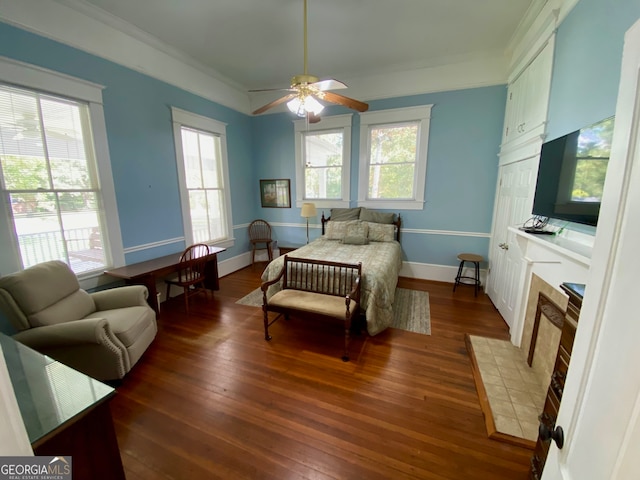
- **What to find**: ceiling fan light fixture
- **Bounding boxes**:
[250,0,368,118]
[287,95,324,117]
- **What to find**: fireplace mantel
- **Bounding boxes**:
[508,227,591,346]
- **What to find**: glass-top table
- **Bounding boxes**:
[0,333,115,446]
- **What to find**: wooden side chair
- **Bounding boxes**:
[165,243,210,314]
[248,219,273,264]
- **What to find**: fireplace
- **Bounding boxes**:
[466,273,569,444]
[520,274,568,389]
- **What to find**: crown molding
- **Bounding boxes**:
[250,50,509,113]
[0,0,251,113]
[2,0,554,116]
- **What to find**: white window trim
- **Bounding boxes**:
[171,107,234,249]
[294,114,352,209]
[358,105,433,210]
[0,56,124,277]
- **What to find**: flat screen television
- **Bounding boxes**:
[531,116,615,227]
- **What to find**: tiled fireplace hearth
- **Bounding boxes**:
[468,228,591,445]
[467,274,569,444]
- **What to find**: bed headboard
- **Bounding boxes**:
[321,212,402,243]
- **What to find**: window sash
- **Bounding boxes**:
[0,84,110,275]
[171,107,233,248]
[180,127,227,243]
[358,106,432,210]
[294,114,352,209]
[303,129,344,200]
[366,121,420,200]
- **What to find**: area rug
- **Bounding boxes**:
[237,287,431,335]
[465,334,547,449]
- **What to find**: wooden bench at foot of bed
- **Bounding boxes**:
[260,256,362,361]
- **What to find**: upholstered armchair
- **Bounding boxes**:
[0,260,157,381]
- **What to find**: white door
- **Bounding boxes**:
[542,18,640,479]
[487,163,513,314]
[488,157,537,328]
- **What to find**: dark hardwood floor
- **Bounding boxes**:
[110,264,532,479]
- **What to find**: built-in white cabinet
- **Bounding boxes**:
[501,40,554,148]
[488,34,555,333]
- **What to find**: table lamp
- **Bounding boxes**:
[300,203,317,244]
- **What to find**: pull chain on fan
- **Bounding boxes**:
[250,0,368,121]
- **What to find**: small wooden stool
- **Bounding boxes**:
[453,253,483,297]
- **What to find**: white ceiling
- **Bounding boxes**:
[61,0,534,95]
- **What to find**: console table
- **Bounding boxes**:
[105,246,225,315]
[1,333,125,479]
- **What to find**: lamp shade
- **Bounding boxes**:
[301,203,317,218]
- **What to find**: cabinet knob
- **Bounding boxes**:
[498,243,509,250]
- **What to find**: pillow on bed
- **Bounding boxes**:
[359,208,396,224]
[346,220,368,238]
[340,221,369,244]
[325,220,358,240]
[330,207,361,221]
[342,235,369,245]
[367,222,396,242]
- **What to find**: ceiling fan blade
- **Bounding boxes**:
[249,87,296,93]
[252,94,296,115]
[322,91,369,112]
[312,79,348,91]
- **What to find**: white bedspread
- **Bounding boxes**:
[261,238,403,335]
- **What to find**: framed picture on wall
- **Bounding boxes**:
[260,179,291,208]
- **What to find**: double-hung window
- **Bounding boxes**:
[171,107,234,248]
[294,114,352,208]
[358,105,432,210]
[0,58,123,277]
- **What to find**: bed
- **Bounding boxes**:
[261,208,403,336]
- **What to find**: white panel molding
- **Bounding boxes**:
[402,228,491,238]
[123,237,185,255]
[0,0,250,113]
[239,224,490,238]
[505,0,580,82]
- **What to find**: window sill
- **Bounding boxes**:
[357,200,425,210]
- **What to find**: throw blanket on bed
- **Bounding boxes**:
[261,238,402,336]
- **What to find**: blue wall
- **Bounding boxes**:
[0,20,507,271]
[542,0,640,234]
[5,0,638,275]
[251,87,506,266]
[0,21,255,264]
[547,0,640,140]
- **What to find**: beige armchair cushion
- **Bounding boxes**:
[85,306,153,347]
[0,260,96,328]
[0,260,157,380]
[30,290,95,327]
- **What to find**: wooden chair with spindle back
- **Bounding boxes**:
[165,243,210,314]
[248,219,273,264]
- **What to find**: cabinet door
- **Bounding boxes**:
[523,41,554,135]
[488,158,538,327]
[502,82,518,144]
[502,72,527,144]
[502,38,554,147]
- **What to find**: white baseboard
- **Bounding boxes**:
[218,254,486,286]
[400,261,487,286]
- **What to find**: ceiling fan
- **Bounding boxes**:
[250,0,368,123]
